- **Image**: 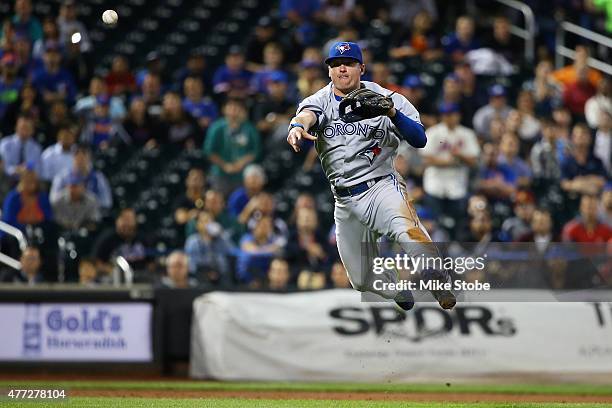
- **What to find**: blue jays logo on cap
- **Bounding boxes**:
[325,41,363,65]
[336,43,351,54]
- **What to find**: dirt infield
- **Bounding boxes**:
[70,389,612,404]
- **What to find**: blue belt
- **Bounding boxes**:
[335,175,389,197]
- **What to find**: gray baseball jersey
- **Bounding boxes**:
[296,81,422,188]
[296,81,447,301]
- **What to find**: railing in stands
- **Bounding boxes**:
[493,0,536,63]
[114,256,134,287]
[555,21,612,76]
[0,221,27,271]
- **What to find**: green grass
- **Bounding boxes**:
[1,380,611,396]
[2,399,612,408]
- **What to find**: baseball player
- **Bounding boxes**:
[286,41,455,310]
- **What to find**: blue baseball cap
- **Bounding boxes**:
[268,70,288,83]
[96,95,110,106]
[439,102,460,114]
[489,84,506,97]
[325,41,363,65]
[402,75,422,89]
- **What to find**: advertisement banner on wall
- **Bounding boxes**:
[190,290,612,381]
[0,303,152,362]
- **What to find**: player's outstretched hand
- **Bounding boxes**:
[287,127,316,152]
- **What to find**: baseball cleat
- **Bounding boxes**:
[421,269,456,310]
[394,289,415,311]
[432,289,456,310]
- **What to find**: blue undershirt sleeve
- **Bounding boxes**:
[390,110,427,148]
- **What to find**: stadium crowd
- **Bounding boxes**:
[0,0,610,290]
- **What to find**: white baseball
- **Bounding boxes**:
[102,9,118,25]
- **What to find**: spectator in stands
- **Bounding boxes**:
[9,0,42,43]
[467,193,489,218]
[518,208,556,244]
[498,132,532,188]
[522,60,562,117]
[80,95,130,150]
[227,164,266,217]
[32,41,76,105]
[484,16,522,62]
[1,169,52,232]
[487,117,506,145]
[238,215,285,284]
[136,51,167,87]
[561,123,608,197]
[552,105,572,143]
[398,75,436,128]
[562,194,611,242]
[140,73,163,118]
[40,124,75,182]
[0,53,23,122]
[285,207,329,276]
[105,55,137,96]
[160,251,197,288]
[51,174,100,232]
[201,189,238,241]
[552,45,602,89]
[157,91,200,147]
[512,90,542,146]
[204,98,261,193]
[585,77,611,130]
[252,72,295,146]
[250,42,287,95]
[40,100,72,146]
[473,84,511,139]
[389,11,442,62]
[441,16,479,63]
[174,51,212,92]
[92,208,153,278]
[563,64,597,118]
[123,97,157,148]
[437,74,475,128]
[476,142,517,202]
[212,46,252,98]
[501,191,536,242]
[464,210,495,244]
[74,76,126,120]
[288,192,317,226]
[280,0,322,46]
[32,16,61,59]
[57,0,91,53]
[296,59,324,99]
[328,260,350,288]
[182,76,218,132]
[238,192,288,243]
[530,117,565,185]
[174,168,206,236]
[420,103,479,237]
[184,210,233,286]
[0,84,43,136]
[50,144,113,209]
[0,246,44,284]
[78,257,98,286]
[594,111,611,175]
[0,114,41,178]
[266,257,292,291]
[246,17,279,71]
[370,63,401,93]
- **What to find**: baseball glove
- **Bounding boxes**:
[338,88,394,123]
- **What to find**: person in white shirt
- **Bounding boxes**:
[593,110,611,175]
[420,102,480,237]
[585,77,611,130]
[40,124,75,181]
